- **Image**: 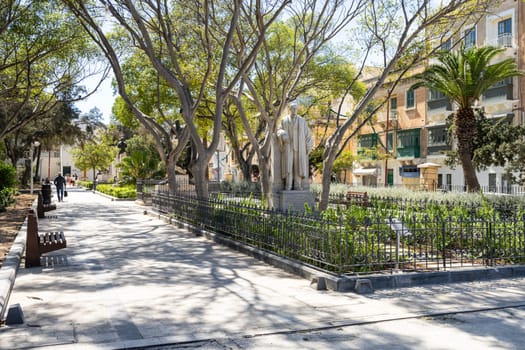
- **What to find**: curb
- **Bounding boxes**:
[149,208,525,294]
[0,213,27,321]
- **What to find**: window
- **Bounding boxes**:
[428,127,448,146]
[429,89,446,101]
[390,97,397,110]
[489,173,497,192]
[358,133,378,159]
[399,166,420,178]
[396,129,421,158]
[387,132,394,153]
[397,129,420,149]
[498,18,512,47]
[406,89,415,109]
[493,77,513,88]
[440,38,452,51]
[358,133,378,149]
[464,28,476,48]
[483,77,513,100]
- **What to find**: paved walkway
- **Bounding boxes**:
[1,190,525,349]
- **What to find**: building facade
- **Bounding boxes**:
[352,0,525,192]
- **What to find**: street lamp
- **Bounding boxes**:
[30,141,40,195]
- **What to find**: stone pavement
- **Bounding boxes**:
[1,190,525,349]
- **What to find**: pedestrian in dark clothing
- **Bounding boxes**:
[53,173,67,202]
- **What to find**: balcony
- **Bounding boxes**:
[358,133,378,160]
[483,78,513,100]
[485,33,515,49]
[390,110,398,120]
[427,126,449,156]
[396,129,421,158]
[498,33,513,48]
[427,97,452,111]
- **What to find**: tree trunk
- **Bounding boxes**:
[166,161,177,194]
[192,160,209,199]
[35,146,42,182]
[258,156,273,209]
[92,168,97,190]
[455,107,480,192]
[318,148,337,211]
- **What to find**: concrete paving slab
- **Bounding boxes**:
[1,190,525,349]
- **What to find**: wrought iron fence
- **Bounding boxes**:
[152,190,525,275]
[136,179,166,204]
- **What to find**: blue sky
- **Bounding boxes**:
[75,73,115,123]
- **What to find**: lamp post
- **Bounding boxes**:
[30,141,40,195]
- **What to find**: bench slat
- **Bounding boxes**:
[344,191,369,207]
[26,210,67,267]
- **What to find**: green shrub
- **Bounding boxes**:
[0,161,17,211]
[96,184,136,199]
[0,188,16,212]
[0,161,16,190]
[78,180,93,190]
[220,180,261,194]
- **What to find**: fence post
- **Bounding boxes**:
[442,219,447,270]
[395,225,400,270]
[136,178,144,202]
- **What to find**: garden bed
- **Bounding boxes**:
[0,194,35,268]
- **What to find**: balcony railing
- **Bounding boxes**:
[485,33,514,48]
[498,33,513,48]
[427,98,452,111]
[483,80,513,100]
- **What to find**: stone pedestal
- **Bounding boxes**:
[274,190,315,213]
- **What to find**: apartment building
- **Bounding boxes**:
[352,0,525,192]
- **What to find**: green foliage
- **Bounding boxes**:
[117,133,166,183]
[0,1,102,141]
[0,188,16,212]
[77,180,93,190]
[309,146,325,172]
[71,140,117,179]
[96,184,136,199]
[442,110,525,184]
[118,150,164,184]
[412,45,523,110]
[0,161,17,190]
[0,161,17,211]
[219,181,261,194]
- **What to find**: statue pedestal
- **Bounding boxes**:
[274,190,315,213]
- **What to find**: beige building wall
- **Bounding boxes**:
[353,0,525,191]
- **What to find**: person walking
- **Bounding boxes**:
[53,173,67,202]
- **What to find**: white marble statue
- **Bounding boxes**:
[277,102,313,191]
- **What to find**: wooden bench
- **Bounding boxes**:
[345,191,369,207]
[25,209,66,268]
[37,193,56,219]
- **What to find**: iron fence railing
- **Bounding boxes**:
[136,179,166,204]
[152,190,525,275]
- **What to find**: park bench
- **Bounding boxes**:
[25,209,66,268]
[344,191,369,208]
[37,193,56,219]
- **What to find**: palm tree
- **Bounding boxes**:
[413,46,523,192]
